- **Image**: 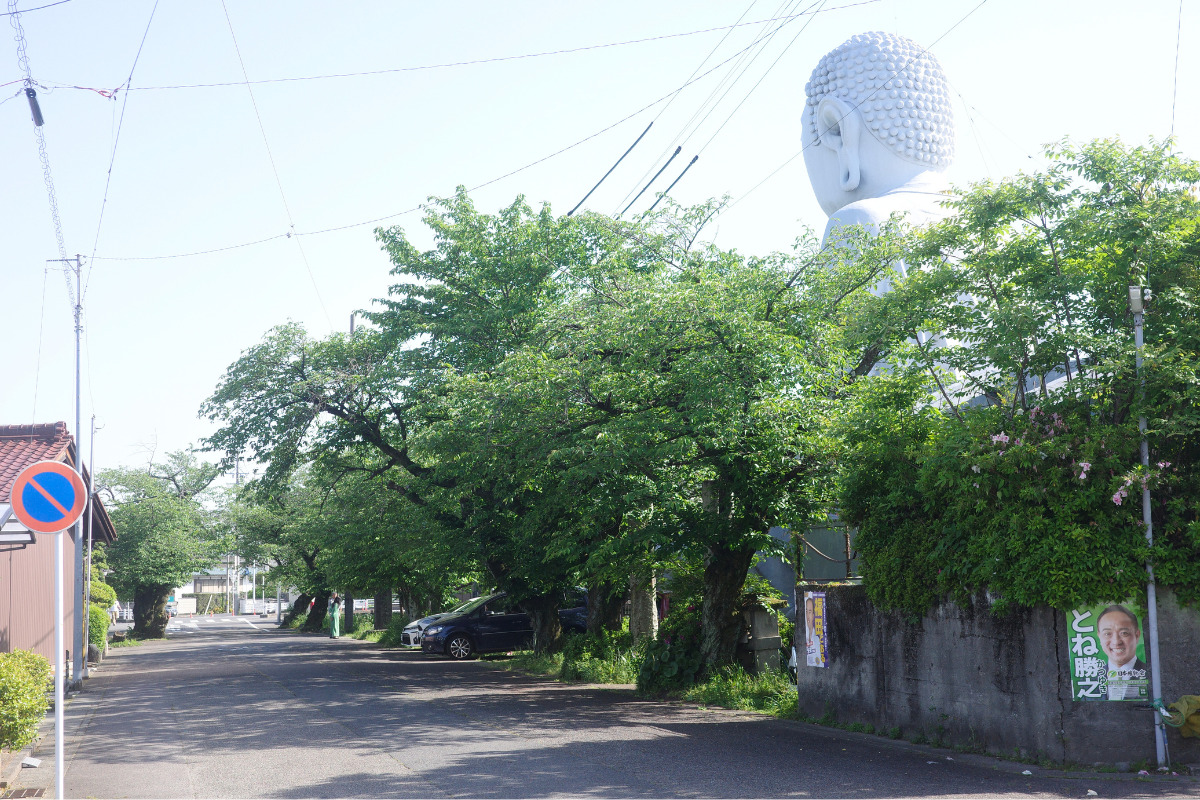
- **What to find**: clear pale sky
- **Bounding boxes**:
[3,0,1196,474]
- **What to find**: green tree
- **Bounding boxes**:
[100,451,226,637]
[841,138,1200,614]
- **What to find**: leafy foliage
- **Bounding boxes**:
[841,139,1200,614]
[88,603,110,649]
[0,650,50,753]
[100,451,226,637]
[637,604,703,692]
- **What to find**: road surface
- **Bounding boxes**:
[8,614,1198,798]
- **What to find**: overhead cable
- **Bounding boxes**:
[642,155,699,216]
[221,0,332,329]
[9,0,73,304]
[93,16,826,261]
[567,122,653,217]
[87,0,161,298]
[694,0,827,156]
[0,0,74,17]
[613,0,758,213]
[620,146,681,218]
[43,0,886,95]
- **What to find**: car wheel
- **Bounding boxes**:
[447,634,474,660]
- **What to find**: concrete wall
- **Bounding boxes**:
[794,584,1200,766]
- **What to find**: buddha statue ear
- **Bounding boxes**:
[815,96,861,192]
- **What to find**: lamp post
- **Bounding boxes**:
[1129,285,1168,768]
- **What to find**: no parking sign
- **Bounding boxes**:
[10,460,87,533]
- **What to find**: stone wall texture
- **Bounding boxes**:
[794,584,1200,766]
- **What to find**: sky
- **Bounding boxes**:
[2,0,1196,477]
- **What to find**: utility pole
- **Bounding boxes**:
[82,416,96,679]
[49,256,86,688]
[1130,285,1168,768]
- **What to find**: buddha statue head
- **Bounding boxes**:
[802,32,955,236]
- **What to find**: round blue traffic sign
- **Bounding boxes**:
[10,461,88,534]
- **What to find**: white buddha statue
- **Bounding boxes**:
[802,32,955,254]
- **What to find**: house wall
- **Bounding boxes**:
[794,584,1200,766]
[0,529,79,669]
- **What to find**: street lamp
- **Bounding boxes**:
[1129,285,1168,768]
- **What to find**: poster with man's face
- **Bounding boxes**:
[1066,599,1149,701]
[804,591,827,668]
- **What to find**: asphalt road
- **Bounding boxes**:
[10,614,1199,799]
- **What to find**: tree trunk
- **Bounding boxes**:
[373,589,393,630]
[344,593,355,633]
[282,593,311,626]
[524,595,562,654]
[629,571,658,645]
[586,580,626,636]
[303,589,331,632]
[132,584,169,638]
[699,542,756,668]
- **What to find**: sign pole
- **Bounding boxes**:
[9,459,90,800]
[53,530,64,800]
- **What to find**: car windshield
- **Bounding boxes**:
[449,597,479,613]
[452,594,498,615]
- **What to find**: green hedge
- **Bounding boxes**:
[0,650,51,752]
[88,603,111,650]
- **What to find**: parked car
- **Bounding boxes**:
[421,590,587,659]
[400,598,480,647]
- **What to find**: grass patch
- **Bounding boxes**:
[508,650,564,675]
[346,616,384,642]
[680,665,798,717]
[508,630,640,684]
[109,633,167,648]
[282,612,307,630]
[375,615,413,648]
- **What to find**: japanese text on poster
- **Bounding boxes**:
[804,590,827,668]
[1066,600,1149,701]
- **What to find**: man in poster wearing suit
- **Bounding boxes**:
[1098,605,1148,700]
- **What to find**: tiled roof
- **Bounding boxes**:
[0,422,75,503]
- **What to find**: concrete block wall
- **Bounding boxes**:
[794,584,1200,766]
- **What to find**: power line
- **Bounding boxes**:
[9,0,73,307]
[93,21,808,261]
[77,2,880,93]
[567,122,653,216]
[624,0,818,216]
[86,0,160,298]
[613,0,759,214]
[694,0,827,156]
[678,0,813,154]
[221,0,332,330]
[0,0,74,17]
[620,145,681,218]
[84,0,889,263]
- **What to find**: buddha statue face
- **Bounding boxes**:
[802,32,955,219]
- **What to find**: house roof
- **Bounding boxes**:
[0,422,117,543]
[0,422,75,502]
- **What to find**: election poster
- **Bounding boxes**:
[1066,600,1149,701]
[803,590,828,668]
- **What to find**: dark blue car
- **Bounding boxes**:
[421,591,586,659]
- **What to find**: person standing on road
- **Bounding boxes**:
[328,593,341,638]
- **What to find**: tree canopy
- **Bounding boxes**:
[100,451,226,636]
